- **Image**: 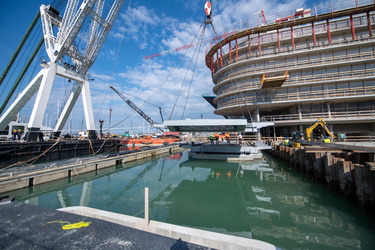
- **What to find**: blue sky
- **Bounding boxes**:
[0,0,340,135]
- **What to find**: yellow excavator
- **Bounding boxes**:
[305,118,333,141]
[292,118,333,148]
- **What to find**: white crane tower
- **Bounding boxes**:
[0,0,124,141]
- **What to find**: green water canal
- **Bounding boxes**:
[7,151,375,249]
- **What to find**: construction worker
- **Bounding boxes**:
[209,133,214,145]
[214,132,220,144]
[224,132,230,144]
[238,133,243,144]
[323,136,331,143]
[17,129,22,140]
[284,137,290,146]
[12,130,17,141]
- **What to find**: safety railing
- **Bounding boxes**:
[217,84,375,109]
[215,49,375,91]
[261,110,375,122]
[208,0,375,57]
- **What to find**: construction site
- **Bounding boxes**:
[203,0,375,139]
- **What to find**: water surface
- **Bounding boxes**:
[8,151,375,249]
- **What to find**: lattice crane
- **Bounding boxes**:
[110,86,164,132]
[0,0,125,141]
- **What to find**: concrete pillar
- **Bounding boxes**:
[255,107,260,122]
[327,103,331,118]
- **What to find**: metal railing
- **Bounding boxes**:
[217,85,375,109]
[261,110,375,121]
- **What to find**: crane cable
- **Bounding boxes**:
[93,0,132,133]
[110,21,206,129]
[168,23,206,120]
[181,23,208,119]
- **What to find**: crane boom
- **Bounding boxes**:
[110,86,163,131]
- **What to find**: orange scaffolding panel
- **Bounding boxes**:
[261,71,289,88]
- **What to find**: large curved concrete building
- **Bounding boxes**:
[205,1,375,138]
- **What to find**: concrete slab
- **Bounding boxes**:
[0,202,207,250]
[61,206,278,250]
[0,202,278,250]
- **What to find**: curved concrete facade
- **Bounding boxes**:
[205,1,375,137]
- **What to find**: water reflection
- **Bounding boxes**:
[7,151,375,249]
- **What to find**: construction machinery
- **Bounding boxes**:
[291,118,333,148]
[110,86,163,132]
[305,118,333,141]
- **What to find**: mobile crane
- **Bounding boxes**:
[110,86,163,132]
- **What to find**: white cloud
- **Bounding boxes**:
[11,0,321,134]
[92,0,312,132]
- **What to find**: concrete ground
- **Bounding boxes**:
[0,201,278,250]
[0,201,208,250]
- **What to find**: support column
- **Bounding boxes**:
[229,42,232,61]
[26,62,57,141]
[327,103,332,118]
[367,11,373,37]
[81,79,97,139]
[277,29,281,53]
[299,124,304,133]
[220,46,223,66]
[327,19,332,44]
[258,33,262,55]
[312,22,317,46]
[0,69,44,130]
[350,14,357,40]
[247,35,251,55]
[53,82,83,138]
[216,51,219,68]
[291,26,295,50]
[255,107,260,122]
[235,38,238,60]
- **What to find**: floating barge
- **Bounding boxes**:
[0,139,120,168]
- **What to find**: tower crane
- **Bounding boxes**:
[110,86,164,132]
[0,0,125,141]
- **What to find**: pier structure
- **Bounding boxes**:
[205,0,375,138]
[0,144,183,194]
[267,139,375,212]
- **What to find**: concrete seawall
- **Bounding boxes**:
[267,141,375,212]
[60,206,278,250]
[0,145,184,194]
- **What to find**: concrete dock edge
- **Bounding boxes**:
[60,206,278,250]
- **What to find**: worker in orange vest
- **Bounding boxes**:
[224,132,230,144]
[214,132,220,144]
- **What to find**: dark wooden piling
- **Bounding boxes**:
[267,140,375,212]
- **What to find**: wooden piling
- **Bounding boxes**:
[267,142,375,212]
